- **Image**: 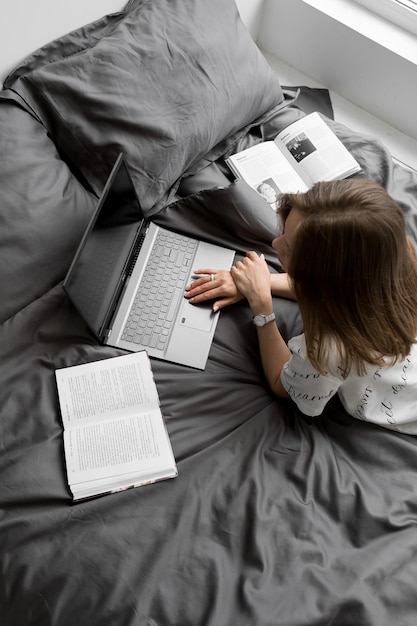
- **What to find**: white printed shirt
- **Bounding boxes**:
[280,334,417,435]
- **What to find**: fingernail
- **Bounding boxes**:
[213,304,219,312]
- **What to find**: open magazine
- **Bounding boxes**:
[226,112,361,210]
[55,350,177,501]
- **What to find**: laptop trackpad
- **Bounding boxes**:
[178,299,214,332]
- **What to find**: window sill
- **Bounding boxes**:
[258,0,417,145]
[263,52,417,172]
[301,0,417,65]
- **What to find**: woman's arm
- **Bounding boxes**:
[270,272,295,300]
[230,252,290,398]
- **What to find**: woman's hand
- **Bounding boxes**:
[230,251,273,314]
[184,269,244,312]
[232,252,290,398]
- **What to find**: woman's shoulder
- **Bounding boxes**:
[288,334,346,375]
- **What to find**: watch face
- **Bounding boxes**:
[253,313,275,327]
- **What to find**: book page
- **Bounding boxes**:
[227,142,308,210]
[276,112,361,185]
[63,407,176,486]
[56,351,159,428]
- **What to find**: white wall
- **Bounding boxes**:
[0,0,262,86]
[235,0,265,41]
[1,0,126,85]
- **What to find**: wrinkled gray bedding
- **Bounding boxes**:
[2,1,417,625]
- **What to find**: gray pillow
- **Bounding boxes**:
[0,94,96,323]
[7,0,283,215]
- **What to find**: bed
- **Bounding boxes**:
[2,1,417,624]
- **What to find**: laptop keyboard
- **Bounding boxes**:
[121,230,197,352]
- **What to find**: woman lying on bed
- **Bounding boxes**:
[185,179,417,434]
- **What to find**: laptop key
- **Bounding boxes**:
[166,288,182,322]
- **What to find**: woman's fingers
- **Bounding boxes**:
[184,269,240,307]
[185,272,220,298]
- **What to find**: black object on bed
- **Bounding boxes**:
[2,1,417,625]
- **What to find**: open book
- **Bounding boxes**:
[56,351,177,501]
[226,112,361,210]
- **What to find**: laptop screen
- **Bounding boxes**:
[64,154,145,339]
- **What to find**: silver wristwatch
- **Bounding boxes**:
[253,312,276,327]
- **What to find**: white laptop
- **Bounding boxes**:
[64,153,235,369]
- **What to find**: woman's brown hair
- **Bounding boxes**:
[278,179,417,375]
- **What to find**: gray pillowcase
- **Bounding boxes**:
[0,95,97,323]
[7,0,283,215]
